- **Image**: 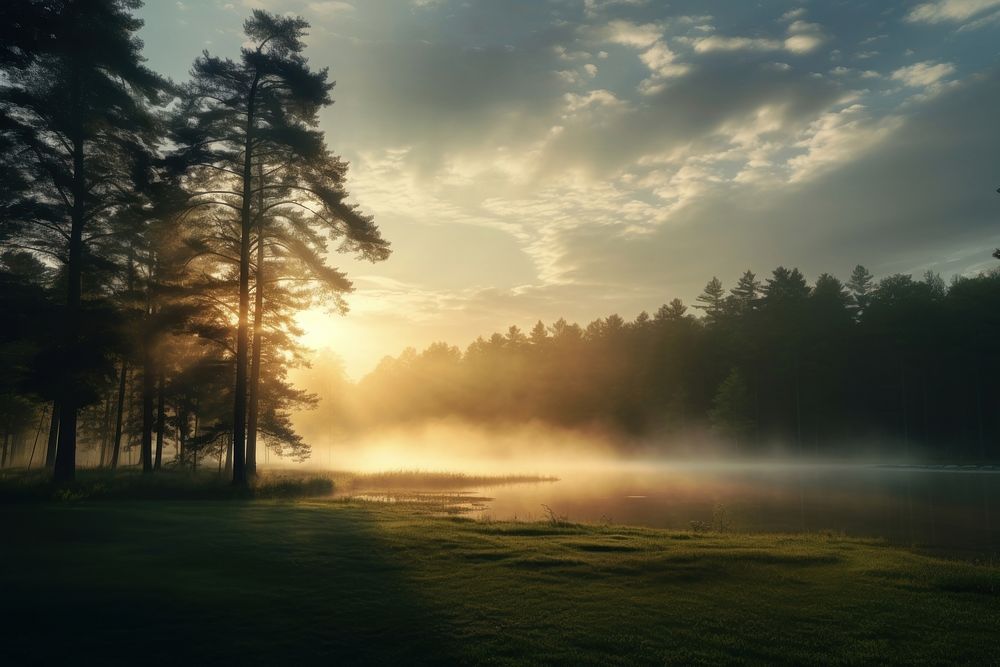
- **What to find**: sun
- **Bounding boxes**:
[294,304,397,381]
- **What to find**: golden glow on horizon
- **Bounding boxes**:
[295,305,401,380]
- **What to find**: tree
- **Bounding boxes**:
[709,368,754,445]
[695,277,726,323]
[847,264,874,316]
[529,320,548,346]
[763,267,809,305]
[655,298,688,321]
[730,270,761,313]
[348,264,1000,461]
[923,270,946,299]
[812,273,850,306]
[0,0,168,482]
[172,10,388,483]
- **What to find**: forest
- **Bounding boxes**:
[1,2,999,664]
[356,265,1000,460]
[2,1,1000,486]
[0,1,389,483]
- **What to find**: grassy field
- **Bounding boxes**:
[0,468,335,501]
[1,499,998,665]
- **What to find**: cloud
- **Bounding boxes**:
[786,105,903,182]
[131,0,999,374]
[584,0,649,17]
[891,60,956,87]
[307,1,354,14]
[562,89,624,114]
[906,0,1000,23]
[555,69,1000,302]
[637,41,689,92]
[693,20,825,55]
[603,20,662,48]
[694,35,782,53]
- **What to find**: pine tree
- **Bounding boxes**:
[655,298,688,321]
[529,320,548,345]
[709,368,754,446]
[0,0,168,482]
[695,277,726,322]
[847,264,874,315]
[730,270,761,312]
[763,267,809,305]
[171,10,388,483]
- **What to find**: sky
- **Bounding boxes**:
[138,0,1000,378]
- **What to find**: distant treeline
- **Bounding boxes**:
[356,266,1000,460]
[0,2,388,482]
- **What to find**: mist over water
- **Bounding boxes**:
[478,463,999,555]
[278,421,1000,555]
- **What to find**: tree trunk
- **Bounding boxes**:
[98,389,113,466]
[154,370,165,470]
[27,406,47,470]
[45,401,59,469]
[110,360,128,469]
[794,364,803,449]
[232,69,261,486]
[900,362,909,450]
[53,128,86,484]
[141,248,156,474]
[141,336,154,473]
[177,404,185,466]
[112,246,134,470]
[9,433,19,467]
[192,412,199,472]
[246,162,266,479]
[224,433,233,477]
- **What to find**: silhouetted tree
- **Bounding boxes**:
[847,264,874,316]
[0,0,168,482]
[695,277,726,323]
[171,10,388,483]
[709,368,753,445]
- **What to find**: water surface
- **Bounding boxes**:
[361,462,1000,556]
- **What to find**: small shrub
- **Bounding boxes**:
[712,503,733,532]
[689,520,711,533]
[541,503,570,526]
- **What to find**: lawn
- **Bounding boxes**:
[1,499,997,665]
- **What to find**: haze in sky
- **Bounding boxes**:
[138,0,1000,377]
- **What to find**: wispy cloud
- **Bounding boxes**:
[891,60,956,87]
[906,0,1000,24]
[693,19,826,55]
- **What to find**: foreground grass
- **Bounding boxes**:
[1,501,997,665]
[0,468,334,501]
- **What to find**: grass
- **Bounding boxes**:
[1,499,998,665]
[0,467,334,501]
[335,469,559,491]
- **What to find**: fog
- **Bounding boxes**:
[290,420,929,472]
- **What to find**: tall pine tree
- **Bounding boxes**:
[171,10,388,483]
[0,0,168,482]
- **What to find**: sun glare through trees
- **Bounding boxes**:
[1,1,999,664]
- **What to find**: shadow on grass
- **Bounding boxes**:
[0,501,459,665]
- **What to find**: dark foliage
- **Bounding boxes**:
[360,266,1000,461]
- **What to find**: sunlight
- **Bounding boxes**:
[2,0,999,662]
[295,301,410,381]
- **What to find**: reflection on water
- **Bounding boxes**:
[357,462,1000,556]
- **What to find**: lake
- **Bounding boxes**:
[355,462,1000,557]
